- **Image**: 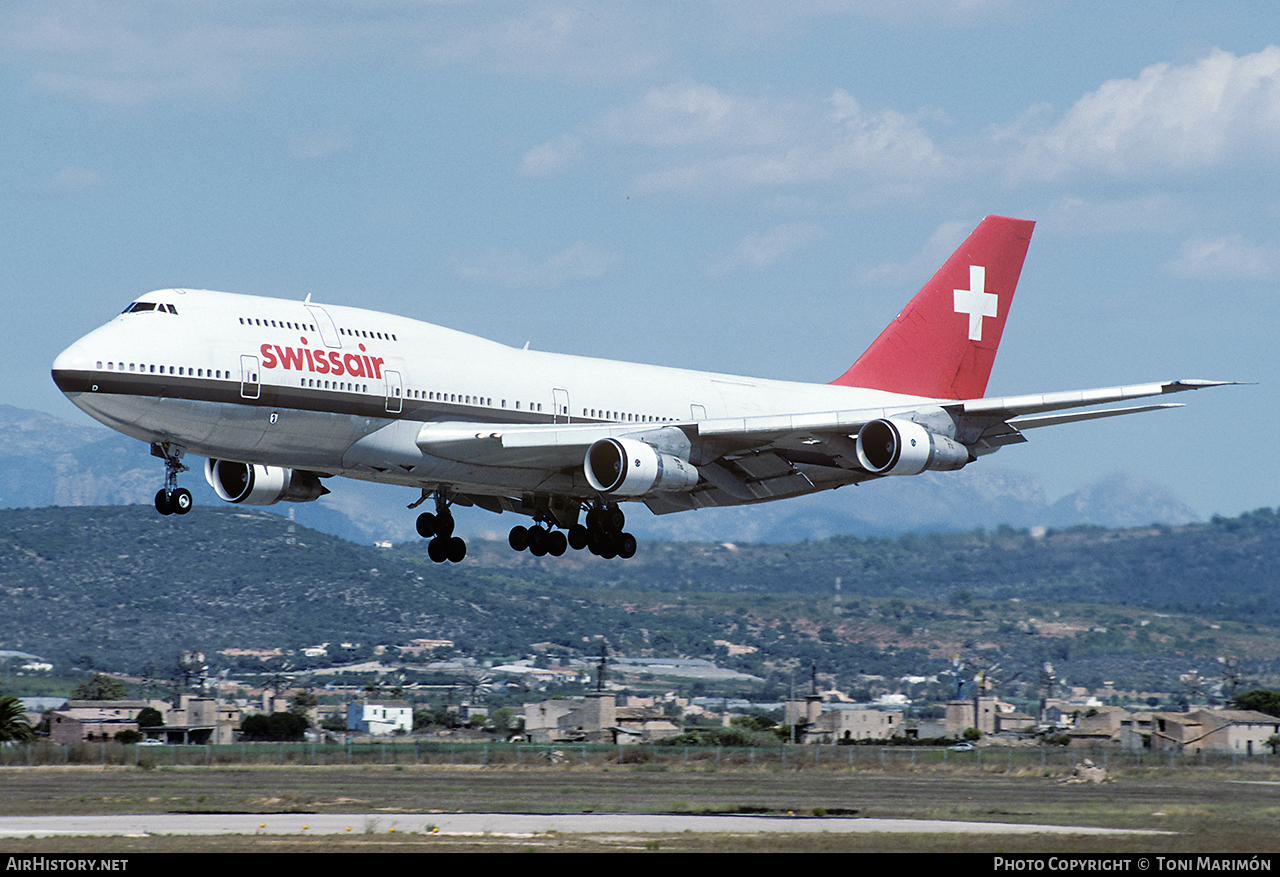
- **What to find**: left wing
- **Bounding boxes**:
[415,379,1236,514]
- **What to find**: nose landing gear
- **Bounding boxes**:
[152,443,192,516]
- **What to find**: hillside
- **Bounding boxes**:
[1,505,1278,700]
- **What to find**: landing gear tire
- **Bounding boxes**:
[582,504,635,560]
[604,507,626,532]
[155,488,192,516]
[508,525,529,552]
[435,514,455,539]
[617,532,637,559]
[428,537,449,563]
[416,512,437,539]
[446,536,467,563]
[548,530,568,557]
[528,526,548,557]
[428,534,466,563]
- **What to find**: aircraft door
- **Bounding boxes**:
[553,388,570,424]
[304,304,342,348]
[384,369,403,414]
[690,403,706,420]
[240,354,260,400]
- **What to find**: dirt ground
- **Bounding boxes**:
[1,764,1278,853]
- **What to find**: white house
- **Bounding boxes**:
[346,700,413,735]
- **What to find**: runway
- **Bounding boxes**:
[0,812,1170,838]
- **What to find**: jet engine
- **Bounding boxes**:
[204,459,328,505]
[855,418,970,476]
[584,437,700,496]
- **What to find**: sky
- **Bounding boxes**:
[2,0,1277,521]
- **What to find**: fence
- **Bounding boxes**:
[1,740,1276,775]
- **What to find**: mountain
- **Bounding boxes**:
[0,404,1201,544]
[1047,472,1200,528]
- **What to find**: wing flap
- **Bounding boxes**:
[415,420,664,469]
[1010,403,1183,430]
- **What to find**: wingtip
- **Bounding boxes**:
[1167,379,1251,390]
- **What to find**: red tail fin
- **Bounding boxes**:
[831,215,1035,400]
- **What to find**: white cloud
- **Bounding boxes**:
[291,128,354,160]
[422,4,660,80]
[51,166,104,192]
[590,85,950,196]
[519,134,581,177]
[1038,194,1188,237]
[451,241,619,288]
[1007,47,1280,180]
[710,222,826,275]
[600,84,794,149]
[1167,235,1280,281]
[1,3,668,107]
[861,219,971,285]
[2,3,316,106]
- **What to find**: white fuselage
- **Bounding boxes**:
[52,288,924,500]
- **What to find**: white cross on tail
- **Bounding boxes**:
[953,265,997,341]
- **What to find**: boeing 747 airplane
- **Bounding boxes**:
[51,216,1232,562]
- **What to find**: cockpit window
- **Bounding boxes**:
[121,302,178,315]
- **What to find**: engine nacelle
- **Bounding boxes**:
[204,459,328,505]
[584,437,700,496]
[855,418,970,476]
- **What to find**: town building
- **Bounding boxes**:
[50,703,144,745]
[346,700,413,735]
[1149,710,1280,755]
[522,693,678,744]
[806,706,903,744]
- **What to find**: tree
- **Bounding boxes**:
[135,706,164,729]
[0,695,35,743]
[72,674,128,701]
[487,706,518,736]
[1229,689,1280,718]
[240,711,309,741]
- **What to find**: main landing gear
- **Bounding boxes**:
[508,504,636,560]
[413,492,466,564]
[152,443,192,516]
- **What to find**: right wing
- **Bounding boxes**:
[411,378,1237,515]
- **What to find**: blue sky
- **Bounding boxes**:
[3,1,1276,521]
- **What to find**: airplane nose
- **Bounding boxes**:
[51,342,90,393]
